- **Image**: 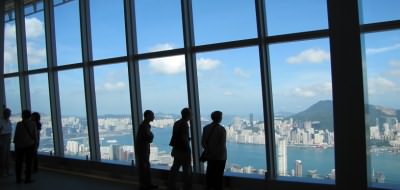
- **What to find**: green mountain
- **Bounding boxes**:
[288,100,334,131]
[287,100,400,131]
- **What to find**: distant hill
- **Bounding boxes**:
[287,100,400,131]
[288,100,334,131]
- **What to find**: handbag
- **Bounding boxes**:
[200,150,208,162]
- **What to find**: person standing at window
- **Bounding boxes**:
[202,111,227,190]
[13,110,37,184]
[31,112,42,173]
[168,108,192,190]
[0,108,12,177]
[135,110,158,190]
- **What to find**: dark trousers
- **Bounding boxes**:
[15,145,35,182]
[137,154,152,188]
[33,149,39,172]
[168,149,192,189]
[206,160,226,190]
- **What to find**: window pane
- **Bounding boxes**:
[196,47,266,177]
[363,30,400,188]
[25,5,47,70]
[139,55,188,169]
[90,0,126,60]
[192,0,257,45]
[54,0,82,65]
[4,19,19,73]
[4,77,21,151]
[269,39,335,182]
[29,73,54,154]
[94,63,134,164]
[360,0,400,24]
[265,0,328,36]
[135,0,183,53]
[58,69,89,159]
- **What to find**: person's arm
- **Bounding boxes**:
[201,127,206,149]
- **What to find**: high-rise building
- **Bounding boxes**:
[277,137,287,176]
[295,160,303,177]
[66,140,79,154]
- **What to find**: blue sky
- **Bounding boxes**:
[3,0,400,117]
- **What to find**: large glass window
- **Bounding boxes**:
[54,0,82,65]
[58,69,89,159]
[90,0,126,60]
[94,63,133,164]
[363,30,400,188]
[360,0,400,24]
[192,0,257,45]
[25,1,47,70]
[265,0,328,36]
[139,55,188,169]
[269,39,335,182]
[4,77,21,151]
[196,47,266,177]
[4,16,18,73]
[29,73,54,154]
[135,0,183,53]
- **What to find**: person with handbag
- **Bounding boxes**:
[201,111,226,190]
[0,108,12,177]
[13,110,37,184]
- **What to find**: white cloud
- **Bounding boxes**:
[103,82,126,91]
[5,23,16,40]
[367,77,398,95]
[291,82,332,98]
[389,60,400,67]
[287,48,330,64]
[223,91,234,96]
[366,43,400,55]
[197,58,220,70]
[293,87,316,97]
[149,43,174,52]
[25,17,45,39]
[148,43,221,75]
[26,43,46,64]
[149,55,186,75]
[234,67,250,78]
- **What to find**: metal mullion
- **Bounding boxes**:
[360,20,400,33]
[44,0,63,157]
[0,0,5,113]
[193,38,259,53]
[181,0,202,173]
[135,48,185,60]
[124,0,141,163]
[327,0,367,188]
[266,29,329,44]
[256,0,276,181]
[79,0,100,161]
[15,0,30,111]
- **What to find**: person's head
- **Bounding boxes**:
[181,107,191,121]
[3,108,11,120]
[21,110,31,120]
[32,112,41,122]
[211,111,223,124]
[143,110,154,122]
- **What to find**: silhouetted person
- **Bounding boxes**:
[13,110,37,184]
[168,108,192,190]
[202,111,226,190]
[31,112,41,173]
[135,110,158,190]
[0,108,12,177]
